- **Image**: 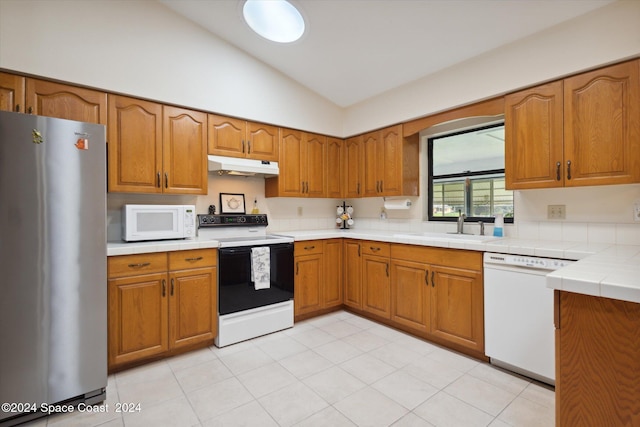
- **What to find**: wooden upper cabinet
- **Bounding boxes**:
[246,122,279,161]
[163,106,207,195]
[208,114,279,162]
[505,81,564,189]
[505,59,640,189]
[108,95,163,193]
[265,129,328,198]
[305,132,327,198]
[26,78,107,124]
[344,135,363,198]
[563,60,640,186]
[362,124,418,197]
[0,72,25,113]
[326,137,344,198]
[362,130,380,197]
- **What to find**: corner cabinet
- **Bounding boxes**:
[343,240,363,309]
[108,95,207,195]
[207,114,279,162]
[265,129,328,198]
[344,135,363,198]
[362,124,419,197]
[107,249,217,372]
[506,59,640,189]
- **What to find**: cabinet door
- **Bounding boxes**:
[362,131,380,197]
[326,137,344,198]
[108,273,169,368]
[163,106,207,195]
[344,136,363,198]
[343,241,362,309]
[323,239,343,308]
[169,267,217,350]
[25,78,107,124]
[295,254,323,316]
[563,60,640,186]
[362,255,391,319]
[207,114,246,158]
[108,95,163,193]
[247,122,279,161]
[505,81,564,189]
[430,265,483,352]
[305,133,327,197]
[380,125,403,196]
[277,128,305,197]
[0,72,25,113]
[390,259,430,334]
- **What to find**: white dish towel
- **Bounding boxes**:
[251,246,271,290]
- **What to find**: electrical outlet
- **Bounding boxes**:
[634,201,640,222]
[547,204,566,220]
[297,206,303,216]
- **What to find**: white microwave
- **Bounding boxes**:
[122,204,196,242]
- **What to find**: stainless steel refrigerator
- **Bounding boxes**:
[0,111,107,426]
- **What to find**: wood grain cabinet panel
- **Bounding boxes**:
[506,59,640,189]
[390,258,430,334]
[556,292,640,426]
[208,114,279,161]
[169,267,217,350]
[343,240,362,310]
[0,72,25,113]
[344,136,363,198]
[163,106,207,195]
[294,244,323,317]
[107,95,163,193]
[108,272,169,367]
[362,124,418,197]
[362,242,391,319]
[266,130,328,197]
[107,250,217,371]
[326,137,344,198]
[323,239,343,308]
[26,78,107,124]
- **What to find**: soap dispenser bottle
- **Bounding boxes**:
[251,197,259,214]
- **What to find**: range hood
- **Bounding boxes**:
[208,155,279,177]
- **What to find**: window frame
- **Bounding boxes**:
[427,123,514,224]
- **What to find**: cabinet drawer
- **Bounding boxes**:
[391,244,482,271]
[169,249,217,270]
[108,253,168,278]
[361,241,390,257]
[295,240,323,256]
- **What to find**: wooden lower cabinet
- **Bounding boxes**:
[294,239,343,319]
[390,258,430,333]
[361,242,391,319]
[107,249,217,371]
[389,244,484,355]
[555,291,640,426]
[343,240,363,309]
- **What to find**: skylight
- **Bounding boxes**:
[242,0,305,43]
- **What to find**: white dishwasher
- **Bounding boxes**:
[483,252,574,385]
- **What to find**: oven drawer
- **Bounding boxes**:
[169,249,217,270]
[361,241,390,257]
[108,252,168,278]
[294,240,323,256]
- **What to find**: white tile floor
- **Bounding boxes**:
[24,311,555,427]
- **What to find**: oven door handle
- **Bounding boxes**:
[219,247,251,255]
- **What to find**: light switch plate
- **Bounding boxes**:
[634,201,640,222]
[547,204,566,220]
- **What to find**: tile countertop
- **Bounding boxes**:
[107,228,640,305]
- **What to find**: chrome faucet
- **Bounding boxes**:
[456,210,466,234]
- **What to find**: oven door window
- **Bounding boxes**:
[218,243,293,315]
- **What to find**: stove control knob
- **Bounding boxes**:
[239,217,246,223]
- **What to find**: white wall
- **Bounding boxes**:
[343,0,640,136]
[0,0,343,136]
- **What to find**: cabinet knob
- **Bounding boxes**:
[556,162,561,181]
[304,246,315,250]
[170,278,174,296]
[162,279,166,297]
[185,256,203,262]
[15,104,20,113]
[157,172,161,188]
[128,262,151,268]
[425,269,429,286]
[431,271,435,287]
[165,172,168,188]
[567,160,572,180]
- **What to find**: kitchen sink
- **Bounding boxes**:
[393,232,498,243]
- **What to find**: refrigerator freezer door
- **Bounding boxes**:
[0,111,107,419]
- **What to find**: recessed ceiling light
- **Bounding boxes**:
[243,0,305,43]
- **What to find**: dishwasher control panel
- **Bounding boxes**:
[484,253,574,271]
